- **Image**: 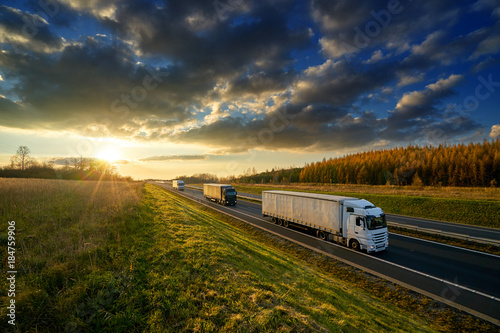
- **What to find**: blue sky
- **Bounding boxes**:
[0,0,499,179]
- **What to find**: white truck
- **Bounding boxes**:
[172,180,185,191]
[262,191,388,252]
[204,184,237,206]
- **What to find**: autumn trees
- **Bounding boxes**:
[298,140,500,187]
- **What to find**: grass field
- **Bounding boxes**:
[231,184,500,229]
[0,179,496,332]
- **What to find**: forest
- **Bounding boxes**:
[301,140,500,187]
[233,140,500,187]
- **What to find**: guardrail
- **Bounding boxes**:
[237,195,262,202]
[388,222,500,247]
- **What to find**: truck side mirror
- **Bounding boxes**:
[356,217,361,226]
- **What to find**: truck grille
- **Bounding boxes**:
[373,232,387,248]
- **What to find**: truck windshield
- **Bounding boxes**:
[225,190,236,196]
[366,214,387,230]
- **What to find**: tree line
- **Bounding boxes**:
[1,146,132,181]
[224,139,499,187]
[234,167,302,184]
[298,139,500,187]
[176,168,302,185]
[174,173,220,184]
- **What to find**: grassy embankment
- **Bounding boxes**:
[0,179,496,332]
[231,184,500,229]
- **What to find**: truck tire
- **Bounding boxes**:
[350,239,360,251]
[277,219,283,226]
[272,217,277,224]
[283,220,289,228]
[317,230,326,240]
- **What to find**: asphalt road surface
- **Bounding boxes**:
[186,185,500,241]
[154,182,500,325]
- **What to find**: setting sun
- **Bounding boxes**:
[95,147,121,163]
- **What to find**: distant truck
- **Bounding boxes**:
[204,184,237,206]
[172,180,185,191]
[262,191,388,252]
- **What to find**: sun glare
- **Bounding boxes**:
[95,147,121,163]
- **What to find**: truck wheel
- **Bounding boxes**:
[350,240,360,251]
[272,217,277,224]
[277,219,283,226]
[317,230,326,240]
[283,220,289,228]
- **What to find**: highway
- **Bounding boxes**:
[155,183,500,324]
[187,185,500,242]
[385,214,500,241]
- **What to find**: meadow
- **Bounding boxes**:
[231,184,500,229]
[0,179,496,332]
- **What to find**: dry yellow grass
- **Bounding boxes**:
[0,178,143,273]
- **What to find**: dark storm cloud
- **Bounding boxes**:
[399,25,500,72]
[0,0,497,154]
[292,59,395,107]
[225,70,296,99]
[313,0,465,59]
[0,5,63,52]
[379,74,481,141]
[105,0,311,74]
[0,37,199,133]
[171,107,381,152]
[0,96,24,128]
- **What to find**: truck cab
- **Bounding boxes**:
[173,180,185,190]
[222,186,237,205]
[344,199,389,252]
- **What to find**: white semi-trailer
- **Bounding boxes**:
[172,180,185,190]
[262,191,388,252]
[204,184,237,206]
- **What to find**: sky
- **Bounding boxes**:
[0,0,499,180]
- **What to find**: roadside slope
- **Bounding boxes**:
[141,184,436,331]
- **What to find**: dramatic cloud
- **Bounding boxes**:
[0,0,498,156]
[49,156,130,165]
[380,74,482,142]
[0,5,64,53]
[139,155,208,162]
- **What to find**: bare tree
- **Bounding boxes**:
[15,146,31,170]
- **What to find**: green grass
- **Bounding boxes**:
[232,185,500,229]
[0,179,496,332]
